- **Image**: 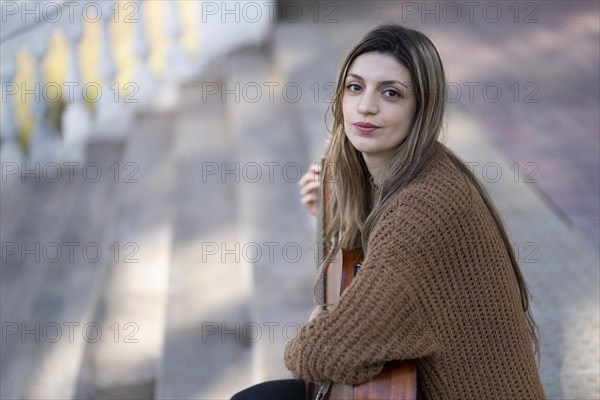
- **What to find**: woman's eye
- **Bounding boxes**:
[346,83,361,92]
[384,89,401,98]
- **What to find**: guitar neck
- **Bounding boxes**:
[325,248,364,305]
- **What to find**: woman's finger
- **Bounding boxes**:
[299,169,320,186]
[299,181,320,197]
[301,193,317,206]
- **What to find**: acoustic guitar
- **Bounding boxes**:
[307,247,417,400]
[306,158,417,400]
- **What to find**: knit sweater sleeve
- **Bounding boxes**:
[284,193,443,385]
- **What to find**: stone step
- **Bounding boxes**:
[1,139,127,400]
[0,166,81,400]
[74,111,176,400]
[0,159,37,242]
[224,48,316,382]
[271,22,344,161]
[155,69,255,399]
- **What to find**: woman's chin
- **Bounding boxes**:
[349,139,382,155]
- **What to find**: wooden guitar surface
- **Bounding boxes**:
[323,248,417,400]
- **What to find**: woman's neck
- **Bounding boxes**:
[362,153,390,186]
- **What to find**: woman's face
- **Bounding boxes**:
[342,52,416,171]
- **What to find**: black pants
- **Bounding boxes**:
[231,379,317,400]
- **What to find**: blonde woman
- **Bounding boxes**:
[232,24,545,400]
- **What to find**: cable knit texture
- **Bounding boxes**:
[284,145,546,399]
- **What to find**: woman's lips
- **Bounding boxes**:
[354,122,380,134]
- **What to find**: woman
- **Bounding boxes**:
[232,24,546,399]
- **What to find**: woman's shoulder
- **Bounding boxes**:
[392,145,475,216]
[369,145,479,249]
[366,143,484,250]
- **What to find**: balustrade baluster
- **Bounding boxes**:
[131,0,156,110]
[28,28,61,164]
[165,1,192,82]
[0,54,23,164]
[94,2,131,137]
[61,19,92,163]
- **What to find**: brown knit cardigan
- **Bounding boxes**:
[284,145,546,399]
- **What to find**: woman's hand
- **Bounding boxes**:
[309,305,324,321]
[299,163,321,216]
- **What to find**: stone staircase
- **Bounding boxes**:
[1,139,126,399]
[74,110,176,399]
[1,25,325,398]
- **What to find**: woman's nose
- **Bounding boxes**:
[357,92,378,115]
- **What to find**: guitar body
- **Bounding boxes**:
[308,160,417,399]
[320,249,417,400]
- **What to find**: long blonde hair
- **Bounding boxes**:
[315,23,539,357]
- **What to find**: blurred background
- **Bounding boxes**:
[0,1,598,399]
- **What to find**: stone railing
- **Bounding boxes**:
[1,0,273,166]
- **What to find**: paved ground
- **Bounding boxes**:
[307,0,600,250]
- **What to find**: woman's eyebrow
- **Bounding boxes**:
[346,73,410,89]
